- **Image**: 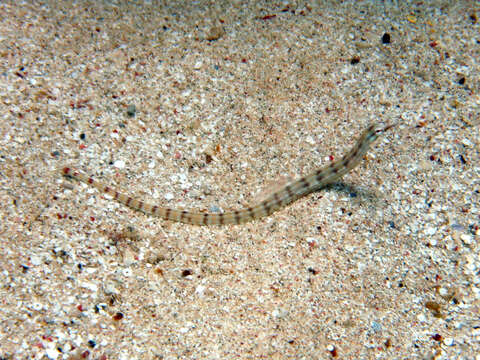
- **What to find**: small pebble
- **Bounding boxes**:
[417,313,426,322]
[460,233,472,244]
[122,268,132,277]
[114,160,126,169]
[443,337,454,346]
[382,33,391,44]
[425,226,437,235]
[30,255,42,266]
[45,347,59,359]
[81,281,98,292]
[462,138,473,147]
[126,104,136,117]
[182,269,193,277]
[451,223,464,231]
[195,285,206,296]
[371,321,382,332]
[206,26,224,41]
[113,312,124,321]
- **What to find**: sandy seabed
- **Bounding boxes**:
[0,1,479,359]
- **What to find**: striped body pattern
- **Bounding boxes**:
[62,123,393,225]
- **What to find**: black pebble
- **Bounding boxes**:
[182,269,193,277]
[382,33,391,44]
